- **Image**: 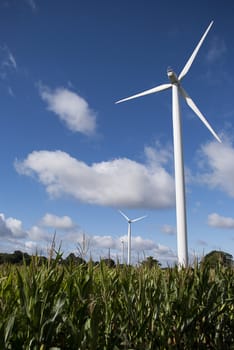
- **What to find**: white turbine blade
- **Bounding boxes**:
[179,86,221,143]
[119,210,130,221]
[131,215,147,223]
[178,21,213,81]
[115,84,171,104]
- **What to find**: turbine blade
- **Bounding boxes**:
[179,86,221,143]
[119,210,130,221]
[131,215,147,223]
[178,21,214,81]
[115,84,171,104]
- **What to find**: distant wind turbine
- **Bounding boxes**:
[116,21,221,267]
[119,210,147,265]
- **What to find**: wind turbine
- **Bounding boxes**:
[116,21,221,267]
[119,210,147,265]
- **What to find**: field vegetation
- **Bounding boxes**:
[0,252,233,349]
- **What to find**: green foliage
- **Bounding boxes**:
[141,256,161,268]
[0,251,31,265]
[201,250,233,268]
[99,258,116,268]
[0,255,233,349]
[65,253,86,265]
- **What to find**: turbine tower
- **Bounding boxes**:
[119,210,146,265]
[116,21,221,267]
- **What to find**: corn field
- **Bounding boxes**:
[0,255,233,349]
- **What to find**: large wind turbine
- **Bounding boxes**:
[119,210,146,265]
[116,21,221,267]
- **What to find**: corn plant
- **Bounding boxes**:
[0,255,233,349]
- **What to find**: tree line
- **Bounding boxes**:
[0,249,233,268]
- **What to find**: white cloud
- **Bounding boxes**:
[0,210,176,265]
[25,240,39,251]
[8,52,16,69]
[133,243,177,265]
[28,225,50,241]
[0,45,17,78]
[24,240,48,256]
[0,214,13,237]
[8,86,14,97]
[131,235,157,250]
[79,233,176,266]
[39,85,96,135]
[40,213,75,230]
[197,140,234,197]
[91,234,168,255]
[15,148,175,209]
[92,235,117,249]
[0,213,26,238]
[5,217,25,237]
[144,144,173,166]
[160,224,176,235]
[208,213,234,229]
[153,243,175,256]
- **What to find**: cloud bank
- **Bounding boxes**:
[0,211,175,264]
[40,213,75,230]
[198,140,234,197]
[160,224,176,235]
[0,213,26,238]
[15,147,175,209]
[208,213,234,229]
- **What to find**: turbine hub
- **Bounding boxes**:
[167,67,178,84]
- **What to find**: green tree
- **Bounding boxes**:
[65,253,86,265]
[100,258,116,268]
[141,256,161,269]
[201,250,233,268]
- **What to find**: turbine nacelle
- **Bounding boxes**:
[167,68,179,84]
[119,210,147,224]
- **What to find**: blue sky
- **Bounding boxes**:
[0,0,234,265]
